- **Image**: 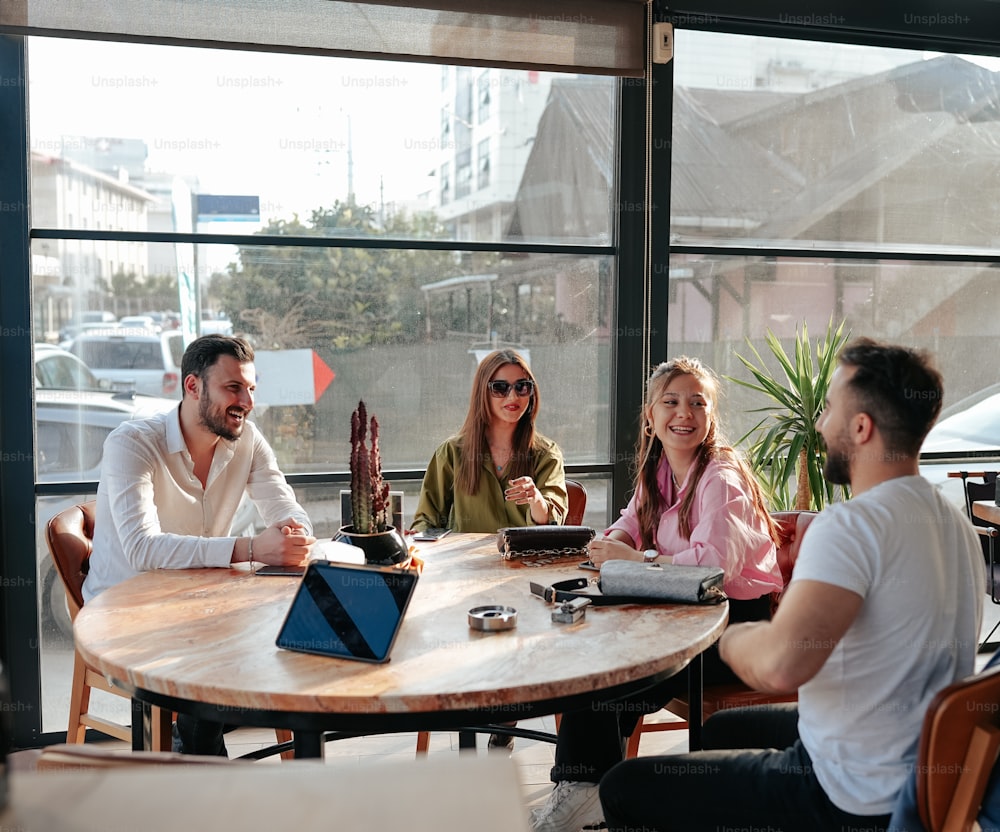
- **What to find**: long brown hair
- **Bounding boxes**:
[634,357,779,548]
[455,349,540,495]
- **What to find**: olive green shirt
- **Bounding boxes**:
[412,435,568,532]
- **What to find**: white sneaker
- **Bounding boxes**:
[529,781,604,832]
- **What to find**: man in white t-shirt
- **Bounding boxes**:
[599,338,985,832]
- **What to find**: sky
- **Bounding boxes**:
[27,37,443,221]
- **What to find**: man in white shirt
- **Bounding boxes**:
[84,334,315,754]
[599,338,985,832]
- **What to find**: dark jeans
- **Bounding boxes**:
[550,594,772,784]
[600,704,891,832]
[172,714,229,757]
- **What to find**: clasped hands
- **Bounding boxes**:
[252,518,316,567]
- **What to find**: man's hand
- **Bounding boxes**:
[718,579,863,693]
[252,519,316,566]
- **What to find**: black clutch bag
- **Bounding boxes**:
[496,525,596,563]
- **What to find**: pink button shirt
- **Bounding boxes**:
[606,456,782,600]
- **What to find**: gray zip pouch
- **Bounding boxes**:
[598,560,727,605]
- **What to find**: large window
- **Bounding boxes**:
[667,31,1000,505]
[25,37,619,733]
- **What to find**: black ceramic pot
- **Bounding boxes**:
[334,525,409,567]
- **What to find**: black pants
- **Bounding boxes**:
[173,714,229,757]
[600,704,891,832]
[550,594,772,784]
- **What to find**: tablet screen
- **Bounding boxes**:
[275,561,418,663]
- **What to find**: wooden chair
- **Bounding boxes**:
[46,501,295,759]
[414,478,589,755]
[624,510,816,758]
[565,479,588,526]
[46,501,159,748]
[914,660,1000,832]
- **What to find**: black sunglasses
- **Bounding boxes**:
[487,379,535,398]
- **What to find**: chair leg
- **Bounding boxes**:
[66,650,91,744]
[149,707,174,752]
[625,716,644,759]
[415,731,430,756]
[275,729,295,761]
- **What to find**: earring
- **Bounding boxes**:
[643,422,654,437]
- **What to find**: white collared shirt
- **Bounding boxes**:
[83,406,311,602]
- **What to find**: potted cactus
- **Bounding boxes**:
[335,400,409,566]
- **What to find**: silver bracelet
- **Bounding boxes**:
[248,535,255,576]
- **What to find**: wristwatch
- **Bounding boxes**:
[642,549,659,563]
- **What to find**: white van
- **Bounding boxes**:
[67,329,185,398]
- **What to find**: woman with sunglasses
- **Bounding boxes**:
[412,348,568,534]
[530,356,782,832]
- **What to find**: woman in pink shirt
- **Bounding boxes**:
[530,356,783,832]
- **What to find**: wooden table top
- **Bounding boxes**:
[973,500,1000,525]
[74,534,728,722]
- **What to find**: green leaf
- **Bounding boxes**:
[725,318,852,511]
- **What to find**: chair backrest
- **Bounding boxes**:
[916,660,1000,832]
[769,510,818,604]
[45,500,97,621]
[565,479,587,526]
[957,472,999,561]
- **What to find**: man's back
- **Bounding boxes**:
[794,474,985,815]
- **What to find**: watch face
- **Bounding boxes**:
[643,549,658,562]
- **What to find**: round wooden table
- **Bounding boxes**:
[74,534,729,757]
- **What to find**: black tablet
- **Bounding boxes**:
[275,561,419,663]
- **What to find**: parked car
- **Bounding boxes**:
[117,315,160,332]
[66,329,185,399]
[57,311,117,345]
[34,343,107,391]
[200,310,234,336]
[919,383,1000,507]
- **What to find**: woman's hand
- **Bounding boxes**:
[588,535,643,566]
[505,476,549,524]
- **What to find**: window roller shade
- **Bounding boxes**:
[0,0,649,76]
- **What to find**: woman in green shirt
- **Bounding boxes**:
[412,348,568,533]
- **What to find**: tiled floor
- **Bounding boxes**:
[219,710,691,813]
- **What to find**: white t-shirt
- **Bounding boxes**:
[794,475,985,816]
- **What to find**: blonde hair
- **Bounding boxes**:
[455,349,540,495]
[633,356,779,547]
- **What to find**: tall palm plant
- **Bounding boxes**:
[728,319,851,510]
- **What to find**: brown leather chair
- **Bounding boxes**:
[564,479,588,526]
[46,501,151,747]
[47,501,294,758]
[624,510,816,757]
[914,661,1000,831]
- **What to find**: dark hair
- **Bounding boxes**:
[456,349,539,495]
[837,337,943,457]
[180,335,255,395]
